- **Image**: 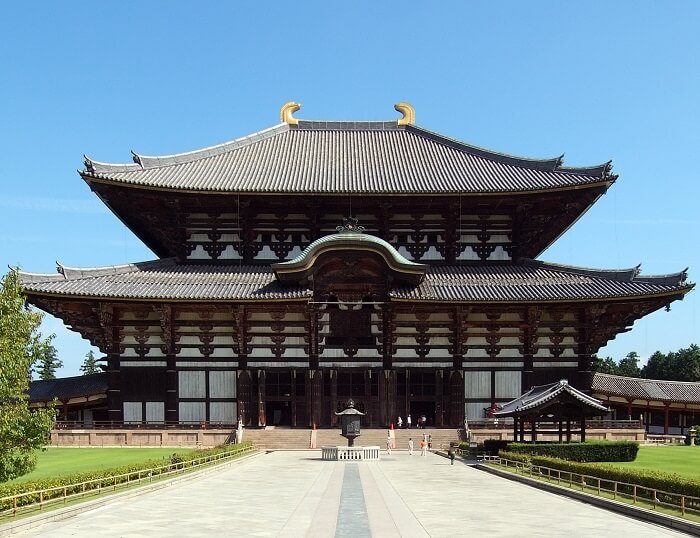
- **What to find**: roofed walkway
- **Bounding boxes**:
[12,451,687,537]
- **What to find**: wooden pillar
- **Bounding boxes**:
[435,370,444,427]
[381,305,393,370]
[291,371,297,427]
[159,305,178,424]
[257,370,266,427]
[308,305,319,371]
[310,370,322,428]
[530,416,536,444]
[581,415,587,442]
[558,420,563,443]
[626,400,633,421]
[664,404,670,435]
[330,370,338,427]
[387,370,397,427]
[566,419,572,443]
[106,322,122,424]
[513,416,519,442]
[519,417,525,442]
[364,370,371,427]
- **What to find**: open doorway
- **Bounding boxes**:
[409,401,436,428]
[265,401,291,426]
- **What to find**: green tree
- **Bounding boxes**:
[642,350,673,380]
[591,355,618,375]
[33,337,62,380]
[617,351,641,378]
[672,344,700,382]
[80,350,101,375]
[0,270,56,481]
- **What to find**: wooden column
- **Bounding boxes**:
[379,370,388,427]
[531,416,536,444]
[435,370,444,427]
[257,370,266,427]
[308,305,319,370]
[558,421,563,443]
[566,419,572,442]
[330,370,338,427]
[291,371,297,427]
[381,305,393,370]
[158,305,178,424]
[664,404,670,435]
[100,306,123,424]
[513,416,519,442]
[310,370,322,428]
[581,416,587,442]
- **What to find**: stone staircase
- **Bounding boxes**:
[241,427,462,450]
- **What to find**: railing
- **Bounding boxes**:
[484,456,700,519]
[54,421,238,429]
[467,419,642,430]
[321,446,381,461]
[646,434,686,445]
[0,445,256,520]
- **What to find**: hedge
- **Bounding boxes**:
[497,450,531,464]
[0,443,254,513]
[506,441,638,462]
[529,455,700,507]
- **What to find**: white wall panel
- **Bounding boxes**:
[145,402,164,423]
[210,402,237,424]
[209,371,236,398]
[179,402,206,423]
[465,371,491,399]
[495,371,521,399]
[179,371,206,398]
[466,402,490,420]
[123,402,142,424]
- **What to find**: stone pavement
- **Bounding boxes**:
[13,451,689,537]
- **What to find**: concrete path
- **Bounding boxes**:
[14,451,688,537]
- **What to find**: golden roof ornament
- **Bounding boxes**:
[280,102,301,125]
[394,102,415,125]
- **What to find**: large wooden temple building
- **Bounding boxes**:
[20,103,693,429]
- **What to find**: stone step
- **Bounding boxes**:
[241,428,462,449]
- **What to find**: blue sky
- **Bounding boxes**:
[1,2,698,376]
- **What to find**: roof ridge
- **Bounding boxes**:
[520,259,640,281]
[594,372,700,386]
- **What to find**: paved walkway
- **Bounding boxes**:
[14,451,688,537]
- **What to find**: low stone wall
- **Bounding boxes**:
[468,428,646,443]
[50,428,235,447]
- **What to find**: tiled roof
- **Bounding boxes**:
[390,260,691,302]
[20,259,312,301]
[493,379,609,416]
[592,373,700,404]
[81,121,614,194]
[29,373,107,403]
[19,258,690,303]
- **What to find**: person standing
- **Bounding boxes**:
[397,416,403,429]
[408,437,414,455]
[449,447,455,465]
[407,414,412,429]
[428,434,432,449]
[387,434,392,455]
[420,438,427,456]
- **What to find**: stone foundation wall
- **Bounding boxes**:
[50,429,234,447]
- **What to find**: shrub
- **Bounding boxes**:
[0,443,253,512]
[497,450,531,464]
[482,439,510,455]
[507,441,638,462]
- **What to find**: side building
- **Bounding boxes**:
[20,103,693,428]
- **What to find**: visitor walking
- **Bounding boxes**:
[387,434,392,455]
[448,447,455,465]
[408,437,414,455]
[407,414,412,429]
[428,434,432,449]
[397,416,403,429]
[420,438,427,456]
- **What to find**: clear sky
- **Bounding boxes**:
[1,2,698,377]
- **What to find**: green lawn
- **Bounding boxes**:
[598,445,700,479]
[8,447,190,484]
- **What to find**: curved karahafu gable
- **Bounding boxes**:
[272,221,428,286]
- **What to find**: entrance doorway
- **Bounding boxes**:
[265,401,291,426]
[410,401,436,428]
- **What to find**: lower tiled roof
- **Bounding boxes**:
[29,373,107,403]
[493,379,608,416]
[19,258,690,302]
[592,373,700,404]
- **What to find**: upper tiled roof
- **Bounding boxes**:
[29,373,107,403]
[82,120,614,195]
[493,379,608,416]
[592,373,700,404]
[19,258,690,303]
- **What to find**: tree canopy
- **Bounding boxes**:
[592,345,700,382]
[33,337,63,380]
[0,270,56,482]
[80,350,101,375]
